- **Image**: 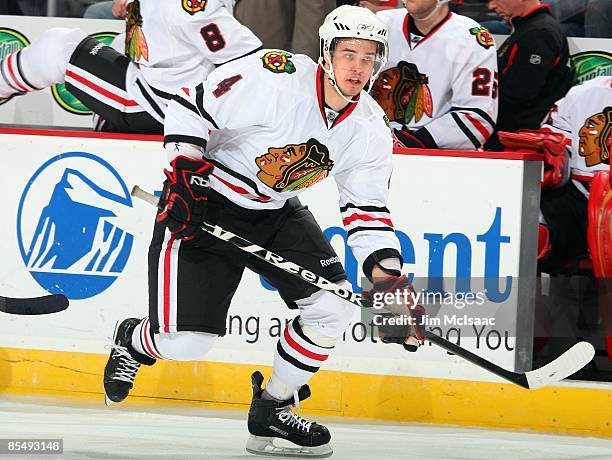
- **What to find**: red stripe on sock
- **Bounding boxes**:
[284,327,328,361]
[143,319,163,360]
[6,53,28,92]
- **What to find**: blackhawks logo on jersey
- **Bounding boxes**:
[261,51,296,74]
[469,26,494,50]
[182,0,207,15]
[126,0,148,61]
[255,139,334,192]
[371,61,433,125]
[579,107,612,167]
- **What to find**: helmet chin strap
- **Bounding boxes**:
[318,54,358,105]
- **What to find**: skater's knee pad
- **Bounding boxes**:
[297,280,356,338]
[20,28,87,87]
[155,331,217,361]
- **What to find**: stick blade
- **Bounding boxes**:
[525,341,595,389]
[0,294,69,315]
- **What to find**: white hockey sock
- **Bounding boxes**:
[131,318,162,359]
[268,316,337,398]
[263,374,297,402]
[131,318,217,361]
[0,28,86,98]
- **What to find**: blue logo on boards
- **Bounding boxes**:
[17,152,133,300]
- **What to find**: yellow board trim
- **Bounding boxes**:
[0,347,610,437]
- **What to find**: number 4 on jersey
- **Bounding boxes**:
[213,75,243,98]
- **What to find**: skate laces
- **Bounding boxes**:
[276,390,312,433]
[107,344,141,383]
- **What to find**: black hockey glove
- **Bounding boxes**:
[156,156,213,240]
[362,274,425,352]
[392,127,437,149]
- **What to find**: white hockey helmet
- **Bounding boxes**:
[318,5,389,102]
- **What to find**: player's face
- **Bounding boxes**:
[404,0,438,18]
[330,39,378,97]
[488,0,522,21]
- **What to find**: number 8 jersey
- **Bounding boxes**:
[373,9,498,150]
[127,0,262,95]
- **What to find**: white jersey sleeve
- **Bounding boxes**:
[169,2,262,67]
[540,91,574,136]
[130,0,262,94]
[219,0,236,13]
[335,123,402,275]
[424,38,498,149]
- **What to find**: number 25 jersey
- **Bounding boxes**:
[373,10,498,150]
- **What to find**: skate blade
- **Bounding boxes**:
[246,435,332,458]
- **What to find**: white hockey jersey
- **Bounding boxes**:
[164,50,401,266]
[373,10,498,149]
[125,0,261,95]
[541,76,612,198]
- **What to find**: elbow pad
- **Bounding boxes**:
[164,141,206,163]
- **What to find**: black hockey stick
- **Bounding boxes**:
[0,294,69,315]
[132,185,595,389]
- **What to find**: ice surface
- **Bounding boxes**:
[0,396,610,459]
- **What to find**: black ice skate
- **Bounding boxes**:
[103,318,155,405]
[246,371,332,458]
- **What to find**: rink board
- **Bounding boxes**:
[0,128,610,437]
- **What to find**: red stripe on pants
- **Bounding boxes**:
[163,235,176,333]
[65,69,138,106]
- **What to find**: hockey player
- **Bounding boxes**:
[0,0,261,133]
[539,76,612,363]
[499,77,612,367]
[499,77,612,269]
[538,77,611,269]
[103,5,423,457]
[370,0,498,149]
